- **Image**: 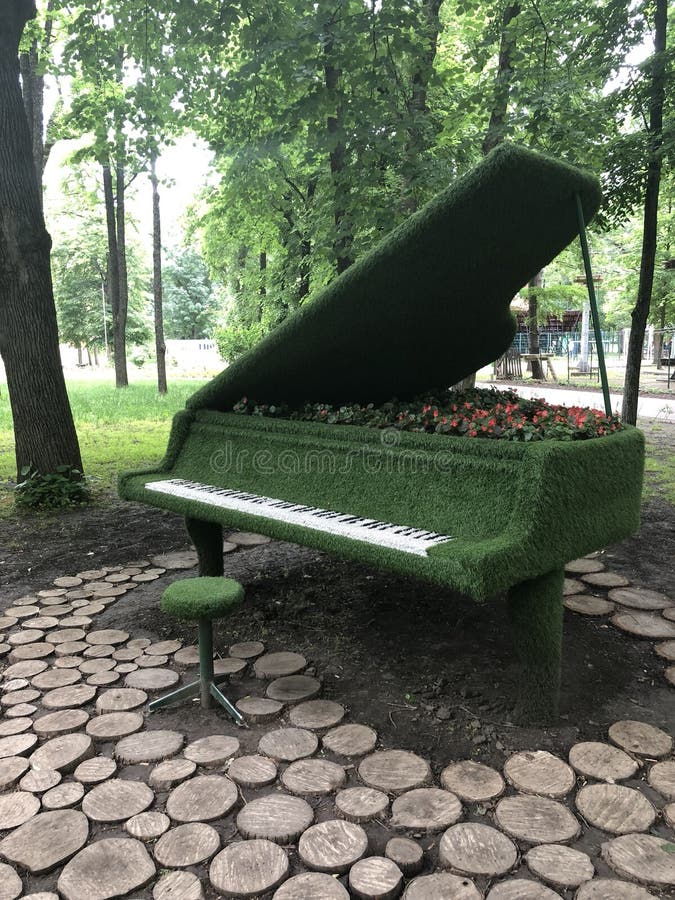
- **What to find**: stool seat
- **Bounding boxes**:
[149,576,246,726]
[162,577,244,621]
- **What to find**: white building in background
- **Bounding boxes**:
[164,339,223,375]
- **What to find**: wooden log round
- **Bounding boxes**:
[209,839,289,898]
[582,571,630,588]
[227,754,277,789]
[95,688,148,713]
[568,741,639,782]
[575,878,659,899]
[358,750,431,794]
[0,733,38,758]
[348,857,404,900]
[289,699,346,730]
[19,767,61,793]
[385,837,424,877]
[563,577,586,596]
[390,787,462,832]
[124,810,170,841]
[149,758,198,790]
[236,794,314,843]
[494,795,580,844]
[271,872,349,899]
[85,629,129,646]
[575,783,656,834]
[647,759,675,800]
[611,611,675,640]
[254,651,306,679]
[184,734,240,767]
[31,669,81,691]
[258,727,319,762]
[503,750,576,798]
[57,837,156,900]
[230,640,265,659]
[323,724,378,757]
[86,711,144,741]
[608,587,673,610]
[153,822,220,867]
[402,873,481,899]
[73,756,117,784]
[608,720,673,758]
[0,862,22,900]
[153,870,205,900]
[565,558,604,574]
[564,596,615,616]
[41,684,96,710]
[281,758,346,796]
[81,778,155,822]
[42,781,85,810]
[298,819,368,874]
[114,729,184,765]
[0,790,41,828]
[166,774,238,823]
[266,675,321,703]
[0,757,31,792]
[335,786,389,823]
[440,760,505,803]
[601,833,675,886]
[485,879,564,899]
[439,822,518,876]
[0,809,89,875]
[525,844,594,889]
[124,668,180,692]
[29,733,93,774]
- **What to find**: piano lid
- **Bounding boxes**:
[189,143,601,412]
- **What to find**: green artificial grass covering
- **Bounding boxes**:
[120,411,644,600]
[162,576,245,620]
[188,143,601,412]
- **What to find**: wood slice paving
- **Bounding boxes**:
[525,844,594,889]
[73,756,117,783]
[42,781,85,810]
[503,750,576,798]
[152,870,204,900]
[298,819,368,873]
[0,732,37,758]
[114,729,184,765]
[95,687,147,712]
[601,833,675,886]
[1,687,41,706]
[86,711,143,741]
[565,558,604,574]
[647,759,675,799]
[289,699,345,730]
[57,837,155,900]
[6,702,37,717]
[31,669,81,690]
[0,862,22,900]
[146,640,182,656]
[348,856,403,900]
[582,571,630,588]
[272,871,349,899]
[166,774,238,822]
[576,783,656,833]
[439,822,517,876]
[385,837,424,876]
[494,794,581,844]
[0,717,32,736]
[183,734,240,766]
[209,838,289,897]
[322,723,378,757]
[608,587,673,610]
[34,709,90,739]
[19,767,61,792]
[212,656,247,676]
[149,758,197,790]
[0,809,89,874]
[0,790,41,828]
[336,786,389,822]
[390,787,462,832]
[4,659,48,678]
[254,651,307,678]
[281,758,346,795]
[124,668,179,691]
[236,794,314,842]
[611,611,675,640]
[485,879,563,899]
[258,727,319,761]
[153,822,220,867]
[402,872,481,899]
[85,629,129,646]
[87,671,119,686]
[266,674,321,702]
[9,643,54,662]
[608,719,673,757]
[359,750,431,793]
[440,759,505,802]
[568,740,639,781]
[563,596,615,616]
[227,754,278,788]
[81,778,154,822]
[29,733,93,773]
[230,640,265,659]
[575,879,658,899]
[41,685,96,710]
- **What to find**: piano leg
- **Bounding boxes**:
[185,516,224,576]
[507,567,564,724]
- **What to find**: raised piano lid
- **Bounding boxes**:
[187,143,601,412]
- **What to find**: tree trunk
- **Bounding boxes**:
[323,12,352,275]
[622,0,667,425]
[18,0,54,206]
[0,0,83,481]
[528,271,544,379]
[482,3,521,155]
[150,152,167,394]
[258,250,266,321]
[102,164,128,387]
[115,160,129,387]
[402,0,443,213]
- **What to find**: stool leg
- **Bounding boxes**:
[199,617,214,709]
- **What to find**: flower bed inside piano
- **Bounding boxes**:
[232,387,623,442]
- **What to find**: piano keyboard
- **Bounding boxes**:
[147,478,454,557]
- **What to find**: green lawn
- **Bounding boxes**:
[0,376,207,505]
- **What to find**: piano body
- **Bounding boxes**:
[120,144,644,722]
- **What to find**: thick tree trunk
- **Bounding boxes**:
[18,1,54,207]
[150,153,167,394]
[482,3,521,155]
[258,250,266,321]
[402,0,443,213]
[0,0,83,481]
[323,13,352,275]
[622,0,667,425]
[528,271,544,379]
[115,161,129,387]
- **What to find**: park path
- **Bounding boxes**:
[489,381,675,423]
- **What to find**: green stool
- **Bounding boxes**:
[149,576,246,726]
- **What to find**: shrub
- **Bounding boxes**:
[14,466,90,510]
[232,387,623,442]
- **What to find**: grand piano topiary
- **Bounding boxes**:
[119,143,644,723]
